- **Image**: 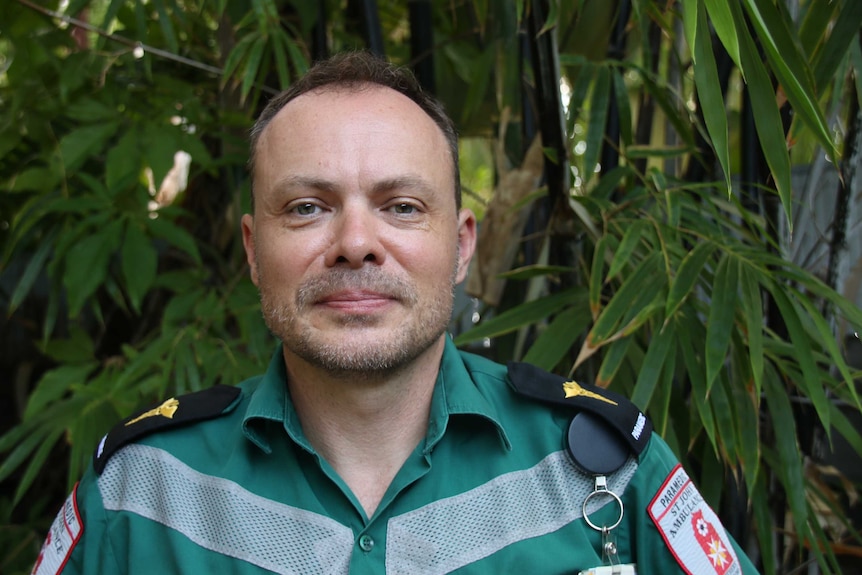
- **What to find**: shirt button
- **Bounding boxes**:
[358,534,375,552]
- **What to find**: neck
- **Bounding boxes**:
[282,337,446,517]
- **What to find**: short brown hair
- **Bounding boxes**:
[248,51,461,209]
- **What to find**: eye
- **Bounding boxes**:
[390,202,417,215]
[292,202,319,216]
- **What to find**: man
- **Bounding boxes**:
[34,52,760,574]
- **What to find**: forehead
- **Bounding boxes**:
[262,85,444,147]
[254,85,453,189]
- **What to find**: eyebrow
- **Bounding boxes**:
[272,174,435,196]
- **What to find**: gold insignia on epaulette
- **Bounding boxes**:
[125,398,180,426]
[562,381,618,405]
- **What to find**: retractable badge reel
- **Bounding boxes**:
[568,412,638,575]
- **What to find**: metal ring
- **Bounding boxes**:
[582,488,624,532]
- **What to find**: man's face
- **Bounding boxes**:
[242,86,476,376]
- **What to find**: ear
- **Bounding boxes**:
[455,208,477,284]
[241,214,260,286]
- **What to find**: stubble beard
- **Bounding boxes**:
[258,265,457,378]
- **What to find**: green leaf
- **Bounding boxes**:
[23,361,99,421]
[67,395,121,484]
[703,0,741,70]
[743,0,837,161]
[694,0,732,194]
[751,474,778,574]
[682,0,698,63]
[566,61,594,135]
[538,0,560,35]
[461,47,495,124]
[730,354,760,488]
[665,240,715,319]
[798,0,837,57]
[612,69,632,146]
[222,33,255,85]
[498,264,572,280]
[163,292,201,325]
[241,36,267,101]
[811,0,862,96]
[677,311,717,452]
[523,305,592,370]
[122,222,158,314]
[271,30,291,89]
[624,145,692,159]
[792,288,859,409]
[106,129,141,194]
[454,287,587,345]
[620,302,664,337]
[710,373,739,459]
[782,266,862,329]
[638,71,697,149]
[147,216,201,264]
[766,286,831,431]
[649,337,677,436]
[98,0,126,44]
[10,167,60,192]
[631,321,676,410]
[595,336,632,388]
[590,235,613,317]
[59,123,119,171]
[66,97,118,123]
[607,220,648,281]
[763,364,808,552]
[153,0,179,54]
[588,166,629,201]
[9,229,56,314]
[583,66,610,182]
[738,264,764,396]
[829,402,862,459]
[286,36,309,77]
[732,1,793,224]
[705,253,737,392]
[63,220,123,316]
[588,252,664,346]
[0,423,51,483]
[12,429,64,507]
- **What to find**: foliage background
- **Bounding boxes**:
[2,0,862,573]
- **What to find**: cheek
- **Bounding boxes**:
[397,243,458,282]
[256,242,315,285]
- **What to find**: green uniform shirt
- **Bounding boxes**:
[39,339,760,574]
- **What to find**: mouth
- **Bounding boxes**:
[315,290,397,312]
[296,269,417,312]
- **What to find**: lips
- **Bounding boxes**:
[317,290,395,307]
[296,269,418,309]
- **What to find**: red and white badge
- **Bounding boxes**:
[32,484,83,575]
[649,465,740,575]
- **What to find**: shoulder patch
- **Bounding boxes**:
[93,384,241,474]
[506,361,652,458]
[649,464,741,574]
[32,484,83,575]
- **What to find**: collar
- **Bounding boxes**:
[241,338,511,454]
[425,337,511,453]
[241,348,295,454]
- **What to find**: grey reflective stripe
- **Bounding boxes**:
[386,450,638,575]
[98,444,353,575]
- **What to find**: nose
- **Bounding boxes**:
[323,205,386,268]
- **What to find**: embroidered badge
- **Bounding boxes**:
[32,484,83,575]
[648,465,740,575]
[562,380,618,405]
[124,397,179,426]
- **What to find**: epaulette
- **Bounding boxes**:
[507,362,652,475]
[93,385,242,474]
